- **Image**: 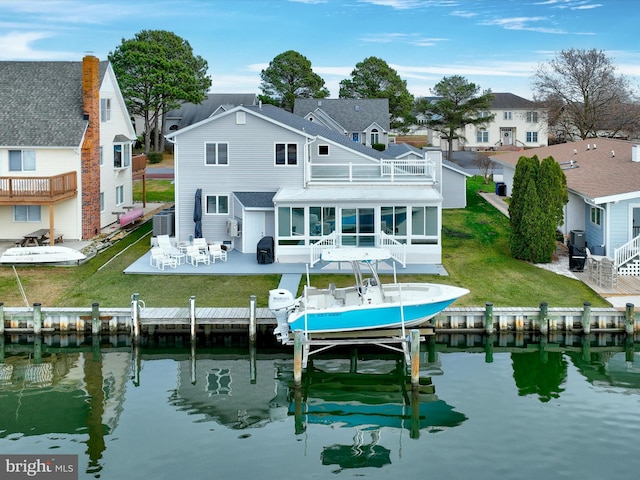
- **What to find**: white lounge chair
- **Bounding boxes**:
[156,235,181,256]
[208,244,227,263]
[193,237,208,253]
[150,247,178,270]
[186,245,210,266]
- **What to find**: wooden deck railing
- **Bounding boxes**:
[0,171,77,204]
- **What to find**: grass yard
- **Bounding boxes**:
[0,176,609,309]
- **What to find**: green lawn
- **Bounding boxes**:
[0,176,608,309]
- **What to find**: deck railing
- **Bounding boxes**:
[615,234,640,270]
[307,158,436,184]
[0,171,77,203]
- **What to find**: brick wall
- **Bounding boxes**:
[81,55,101,239]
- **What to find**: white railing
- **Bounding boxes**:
[309,232,337,266]
[615,235,640,269]
[379,232,407,267]
[309,232,406,267]
[308,158,435,184]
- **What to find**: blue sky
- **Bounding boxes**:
[1,0,638,99]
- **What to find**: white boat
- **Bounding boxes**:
[268,247,469,343]
[0,246,86,264]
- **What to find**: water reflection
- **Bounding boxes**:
[1,333,640,477]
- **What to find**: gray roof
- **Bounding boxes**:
[490,93,536,109]
[293,98,390,132]
[234,191,276,208]
[0,60,107,147]
[244,104,396,160]
[166,93,258,129]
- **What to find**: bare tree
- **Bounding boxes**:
[472,153,496,183]
[532,49,637,141]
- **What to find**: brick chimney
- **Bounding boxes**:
[81,55,101,239]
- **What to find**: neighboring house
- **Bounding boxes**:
[293,98,390,148]
[492,138,640,275]
[165,103,454,266]
[164,93,258,134]
[0,55,137,241]
[414,93,548,152]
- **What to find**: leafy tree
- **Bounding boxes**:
[109,30,211,153]
[532,48,637,141]
[338,56,414,130]
[260,50,329,112]
[509,155,568,263]
[415,75,494,160]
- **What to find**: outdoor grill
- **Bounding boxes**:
[568,230,586,271]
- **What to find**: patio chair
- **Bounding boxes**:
[149,247,178,270]
[156,235,181,256]
[208,243,227,263]
[186,245,210,266]
[193,237,208,253]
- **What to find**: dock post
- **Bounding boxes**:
[33,303,42,335]
[131,293,140,342]
[189,295,196,342]
[625,303,635,335]
[91,302,100,335]
[484,302,494,335]
[582,302,591,334]
[249,295,257,346]
[0,302,4,335]
[539,302,548,335]
[410,329,420,388]
[293,330,303,387]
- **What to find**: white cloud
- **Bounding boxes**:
[0,31,77,60]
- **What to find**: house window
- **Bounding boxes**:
[114,143,131,168]
[503,111,512,120]
[13,205,41,222]
[309,206,335,237]
[478,111,490,118]
[205,194,229,215]
[115,185,124,205]
[101,98,111,122]
[477,130,489,143]
[318,145,329,156]
[205,142,229,165]
[275,143,297,165]
[278,207,305,239]
[411,206,438,244]
[370,129,379,145]
[352,133,359,143]
[381,206,407,240]
[526,111,538,123]
[526,131,538,143]
[100,146,104,166]
[100,192,105,212]
[590,206,602,227]
[9,150,36,171]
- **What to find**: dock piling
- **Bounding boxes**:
[91,302,100,335]
[410,329,420,387]
[625,303,635,335]
[582,302,592,334]
[33,303,42,335]
[189,295,196,342]
[131,293,140,341]
[539,302,549,335]
[484,302,494,334]
[293,330,303,386]
[249,295,257,346]
[0,302,4,335]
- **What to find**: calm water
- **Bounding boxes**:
[2,334,640,480]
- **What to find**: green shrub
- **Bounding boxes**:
[147,152,163,164]
[372,143,386,151]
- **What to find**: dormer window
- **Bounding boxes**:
[114,143,131,169]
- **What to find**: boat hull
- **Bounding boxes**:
[287,297,459,333]
[0,246,86,264]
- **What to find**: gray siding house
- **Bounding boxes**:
[293,98,390,148]
[166,104,449,266]
[492,138,640,276]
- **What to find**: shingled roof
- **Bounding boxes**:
[166,93,258,129]
[491,138,640,201]
[0,60,107,147]
[293,98,390,132]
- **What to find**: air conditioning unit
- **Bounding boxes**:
[153,212,174,237]
[226,219,241,237]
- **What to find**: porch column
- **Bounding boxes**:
[49,204,55,245]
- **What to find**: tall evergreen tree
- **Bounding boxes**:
[509,155,568,263]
